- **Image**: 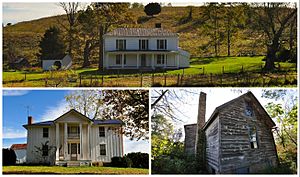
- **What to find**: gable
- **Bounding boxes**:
[54,109,92,123]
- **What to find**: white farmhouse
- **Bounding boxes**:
[42,54,72,71]
[23,109,124,166]
[103,27,190,70]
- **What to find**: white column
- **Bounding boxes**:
[164,53,167,68]
[136,54,139,69]
[106,53,109,69]
[121,54,124,68]
[151,54,154,69]
[64,123,67,159]
[87,124,91,160]
[79,123,83,160]
[55,123,59,161]
[176,54,179,68]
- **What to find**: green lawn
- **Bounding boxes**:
[2,166,149,174]
[2,56,297,87]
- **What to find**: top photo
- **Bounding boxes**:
[2,1,298,87]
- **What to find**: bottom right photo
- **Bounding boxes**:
[151,88,297,174]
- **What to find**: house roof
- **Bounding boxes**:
[11,144,27,150]
[23,109,124,129]
[104,28,178,37]
[202,91,276,130]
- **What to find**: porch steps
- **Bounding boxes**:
[67,161,81,167]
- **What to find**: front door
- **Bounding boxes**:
[141,54,146,67]
[70,143,77,161]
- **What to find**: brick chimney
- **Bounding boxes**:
[28,116,33,125]
[195,92,206,154]
[197,92,206,129]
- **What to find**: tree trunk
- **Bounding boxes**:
[264,43,278,71]
[82,40,91,68]
[98,25,104,71]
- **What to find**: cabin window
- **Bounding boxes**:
[116,54,122,65]
[157,54,165,64]
[42,144,48,156]
[245,104,254,117]
[100,144,106,155]
[43,128,49,138]
[139,39,149,50]
[116,39,126,50]
[248,125,258,149]
[99,127,105,137]
[157,39,167,50]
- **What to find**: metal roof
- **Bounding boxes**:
[105,28,178,37]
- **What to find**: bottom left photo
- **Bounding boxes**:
[2,89,149,175]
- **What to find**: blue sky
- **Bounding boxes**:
[2,90,149,154]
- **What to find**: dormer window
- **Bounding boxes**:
[157,39,167,50]
[245,104,254,117]
[116,39,126,50]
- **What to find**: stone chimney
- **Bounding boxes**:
[197,92,206,129]
[155,23,161,28]
[28,116,33,125]
[195,92,206,154]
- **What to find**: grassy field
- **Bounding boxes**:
[2,56,297,87]
[2,166,149,174]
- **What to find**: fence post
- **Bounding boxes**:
[241,65,244,73]
[222,66,225,74]
[202,67,205,75]
[140,73,143,87]
[177,74,180,86]
[24,73,27,81]
[164,73,167,86]
[90,74,93,85]
[182,68,185,75]
[79,75,82,86]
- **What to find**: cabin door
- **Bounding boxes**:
[70,143,77,161]
[141,54,146,67]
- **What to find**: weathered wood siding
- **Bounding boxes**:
[205,116,220,173]
[218,97,278,173]
[184,124,197,155]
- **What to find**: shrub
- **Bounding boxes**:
[111,156,132,168]
[144,3,161,17]
[126,152,149,169]
[2,148,17,166]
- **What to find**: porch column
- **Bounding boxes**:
[176,54,179,68]
[80,123,83,160]
[87,124,91,160]
[55,123,59,161]
[136,54,139,69]
[151,54,154,69]
[64,123,67,158]
[106,53,109,69]
[164,53,167,68]
[121,54,124,68]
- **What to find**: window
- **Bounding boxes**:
[68,143,70,154]
[116,54,122,65]
[99,127,105,137]
[42,144,48,156]
[100,144,106,155]
[116,39,126,50]
[157,39,167,50]
[43,128,49,138]
[157,54,165,64]
[139,39,149,50]
[78,143,80,154]
[248,125,258,149]
[245,104,254,117]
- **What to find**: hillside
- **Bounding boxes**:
[3,6,268,66]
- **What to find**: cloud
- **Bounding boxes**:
[3,127,27,139]
[3,90,29,96]
[124,138,149,154]
[39,99,69,121]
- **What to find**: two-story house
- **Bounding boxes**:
[103,27,190,70]
[23,109,124,166]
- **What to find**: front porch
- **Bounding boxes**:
[55,122,91,163]
[105,51,180,70]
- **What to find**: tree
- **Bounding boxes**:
[248,3,297,70]
[39,26,65,61]
[131,2,143,9]
[2,148,16,166]
[65,90,148,140]
[78,6,99,67]
[91,3,132,71]
[33,141,56,165]
[59,2,80,57]
[144,3,161,17]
